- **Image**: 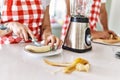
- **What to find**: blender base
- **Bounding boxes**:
[62,45,92,53]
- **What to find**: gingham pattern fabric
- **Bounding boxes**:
[0,0,44,44]
[61,15,70,41]
[89,0,101,30]
[61,0,101,41]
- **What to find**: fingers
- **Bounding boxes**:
[25,27,35,40]
[108,30,118,38]
[5,22,35,41]
[45,35,56,46]
[55,37,63,48]
[91,31,110,39]
[22,27,36,41]
[22,29,29,41]
[14,27,28,41]
[98,30,117,39]
[16,31,23,39]
[44,35,63,49]
[102,32,110,39]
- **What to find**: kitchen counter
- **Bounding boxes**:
[0,43,120,80]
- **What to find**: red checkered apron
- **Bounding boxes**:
[61,0,101,41]
[0,0,44,44]
[89,0,101,30]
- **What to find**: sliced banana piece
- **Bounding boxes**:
[25,45,52,53]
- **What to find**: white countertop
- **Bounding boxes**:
[0,43,120,80]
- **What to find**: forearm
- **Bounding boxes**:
[99,3,109,31]
[41,6,52,39]
[65,0,70,16]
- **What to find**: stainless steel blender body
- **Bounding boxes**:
[62,0,92,53]
[62,16,92,53]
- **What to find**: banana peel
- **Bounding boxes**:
[44,59,70,67]
[63,65,76,74]
[44,57,90,74]
[72,57,89,65]
[64,58,90,73]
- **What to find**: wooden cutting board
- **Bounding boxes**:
[92,37,120,45]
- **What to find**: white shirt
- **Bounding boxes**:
[41,0,51,9]
[101,0,106,3]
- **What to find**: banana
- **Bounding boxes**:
[76,63,90,72]
[25,45,52,53]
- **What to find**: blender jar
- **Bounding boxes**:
[70,0,91,17]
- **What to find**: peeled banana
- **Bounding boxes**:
[25,45,52,53]
[76,63,90,72]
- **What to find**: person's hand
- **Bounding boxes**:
[107,30,117,39]
[91,30,117,39]
[42,34,63,49]
[0,29,12,36]
[6,22,34,41]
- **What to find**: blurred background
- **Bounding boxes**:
[49,0,66,38]
[49,0,120,38]
[109,0,120,36]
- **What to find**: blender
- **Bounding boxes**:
[62,0,92,53]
